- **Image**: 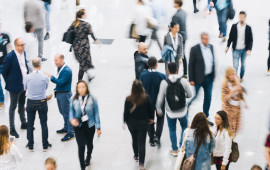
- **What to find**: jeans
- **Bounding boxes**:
[233,49,247,78]
[0,65,4,103]
[44,2,50,32]
[75,123,95,170]
[9,90,27,129]
[188,75,213,117]
[26,99,48,148]
[216,7,228,37]
[35,29,44,57]
[166,114,188,151]
[56,91,73,133]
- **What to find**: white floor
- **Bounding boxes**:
[0,0,270,169]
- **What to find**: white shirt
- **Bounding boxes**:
[15,50,28,83]
[0,144,23,170]
[236,23,246,50]
[22,33,37,72]
[133,4,153,36]
[200,43,214,75]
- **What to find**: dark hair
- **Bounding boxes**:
[251,165,262,170]
[127,80,146,106]
[169,21,179,32]
[239,11,246,16]
[74,80,90,100]
[190,112,213,146]
[168,62,177,74]
[148,57,157,69]
[174,0,183,7]
[25,22,33,33]
[73,9,85,27]
[216,110,233,137]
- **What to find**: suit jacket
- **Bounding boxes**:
[2,50,29,93]
[188,44,215,84]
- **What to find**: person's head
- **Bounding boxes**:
[225,67,236,83]
[25,22,34,33]
[127,80,146,106]
[45,157,57,170]
[190,112,213,145]
[215,110,233,137]
[239,11,247,24]
[138,42,148,55]
[169,22,179,34]
[137,0,144,5]
[0,125,10,156]
[54,54,65,68]
[251,165,262,170]
[174,0,183,9]
[168,62,178,75]
[147,57,157,70]
[74,80,90,99]
[201,32,209,46]
[14,38,25,54]
[32,58,41,70]
[74,9,86,27]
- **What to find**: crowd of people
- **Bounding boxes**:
[0,0,269,170]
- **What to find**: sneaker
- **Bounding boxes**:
[170,150,178,157]
[56,128,67,134]
[153,137,160,145]
[44,32,50,40]
[41,58,47,62]
[240,78,244,83]
[26,144,34,152]
[10,129,19,138]
[222,37,227,43]
[43,143,52,152]
[84,160,90,167]
[61,133,75,142]
[158,59,164,63]
[194,8,199,13]
[0,102,4,110]
[149,140,155,147]
[21,123,28,130]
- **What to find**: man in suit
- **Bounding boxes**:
[188,33,215,126]
[2,38,29,138]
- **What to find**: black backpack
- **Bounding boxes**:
[166,78,186,111]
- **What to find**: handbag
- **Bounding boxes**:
[230,141,239,162]
[76,0,80,6]
[146,17,158,29]
[63,29,75,44]
[181,141,201,170]
[228,0,235,20]
[129,23,139,40]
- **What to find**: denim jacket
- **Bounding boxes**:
[69,95,101,129]
[161,45,175,62]
[184,129,215,170]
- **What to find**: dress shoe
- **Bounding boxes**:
[10,129,19,138]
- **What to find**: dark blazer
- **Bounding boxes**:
[2,50,29,93]
[188,44,215,84]
[227,23,253,51]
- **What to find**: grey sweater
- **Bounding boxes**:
[24,0,45,29]
[172,9,187,41]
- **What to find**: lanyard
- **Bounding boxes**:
[79,95,89,116]
[169,32,178,52]
[56,64,66,78]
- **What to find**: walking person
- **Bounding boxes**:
[156,62,192,156]
[123,80,154,170]
[188,33,216,126]
[0,125,23,170]
[139,57,166,146]
[70,9,99,81]
[213,110,233,170]
[265,133,270,170]
[42,0,51,40]
[44,54,74,142]
[25,58,52,152]
[2,38,29,138]
[226,11,253,82]
[134,42,149,79]
[268,19,270,75]
[172,0,188,78]
[24,0,47,61]
[183,112,215,170]
[222,67,246,138]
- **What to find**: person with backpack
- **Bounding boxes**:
[139,57,166,146]
[156,62,192,156]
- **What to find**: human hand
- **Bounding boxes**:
[122,123,126,130]
[179,58,183,65]
[97,129,101,137]
[46,94,53,101]
[189,81,195,86]
[209,1,214,7]
[246,50,251,56]
[221,165,226,170]
[44,72,52,78]
[70,119,79,127]
[225,47,229,53]
[94,40,102,44]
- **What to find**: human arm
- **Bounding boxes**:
[177,35,184,59]
[163,34,168,47]
[181,79,192,98]
[156,80,166,116]
[93,98,101,132]
[222,131,232,166]
[87,23,97,41]
[50,69,72,86]
[2,54,11,82]
[147,96,155,124]
[222,82,242,102]
[246,26,253,55]
[226,25,234,52]
[188,47,195,84]
[69,97,79,127]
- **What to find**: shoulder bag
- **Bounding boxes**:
[182,140,202,170]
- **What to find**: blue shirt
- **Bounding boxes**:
[200,43,214,75]
[51,64,72,92]
[24,70,49,100]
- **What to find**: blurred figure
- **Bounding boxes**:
[183,112,215,170]
[266,134,270,170]
[226,11,253,83]
[251,165,262,170]
[134,42,149,79]
[0,22,12,109]
[133,0,153,42]
[188,33,215,126]
[268,19,270,75]
[70,9,98,81]
[70,80,101,170]
[0,125,23,169]
[2,38,29,138]
[193,0,212,13]
[45,157,57,170]
[123,80,154,170]
[42,0,51,40]
[222,67,246,138]
[213,110,233,170]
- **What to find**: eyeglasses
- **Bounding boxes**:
[16,44,25,47]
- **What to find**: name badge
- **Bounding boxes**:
[81,114,89,122]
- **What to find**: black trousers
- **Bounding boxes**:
[127,124,147,166]
[148,105,165,141]
[139,35,146,43]
[74,122,95,170]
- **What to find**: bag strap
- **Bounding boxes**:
[194,140,202,158]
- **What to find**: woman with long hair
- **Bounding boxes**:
[222,67,246,138]
[70,80,101,170]
[70,9,99,81]
[123,80,154,170]
[213,110,233,170]
[184,112,215,170]
[0,125,23,170]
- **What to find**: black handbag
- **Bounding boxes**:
[228,0,235,20]
[62,29,75,44]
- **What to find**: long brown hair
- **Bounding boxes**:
[74,80,90,100]
[73,9,85,28]
[127,80,146,106]
[223,67,239,86]
[216,110,233,137]
[190,112,213,146]
[0,125,10,155]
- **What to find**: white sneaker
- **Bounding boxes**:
[170,150,178,157]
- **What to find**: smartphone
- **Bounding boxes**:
[10,136,15,143]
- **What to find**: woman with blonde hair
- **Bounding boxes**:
[222,67,246,138]
[45,157,57,170]
[0,125,23,170]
